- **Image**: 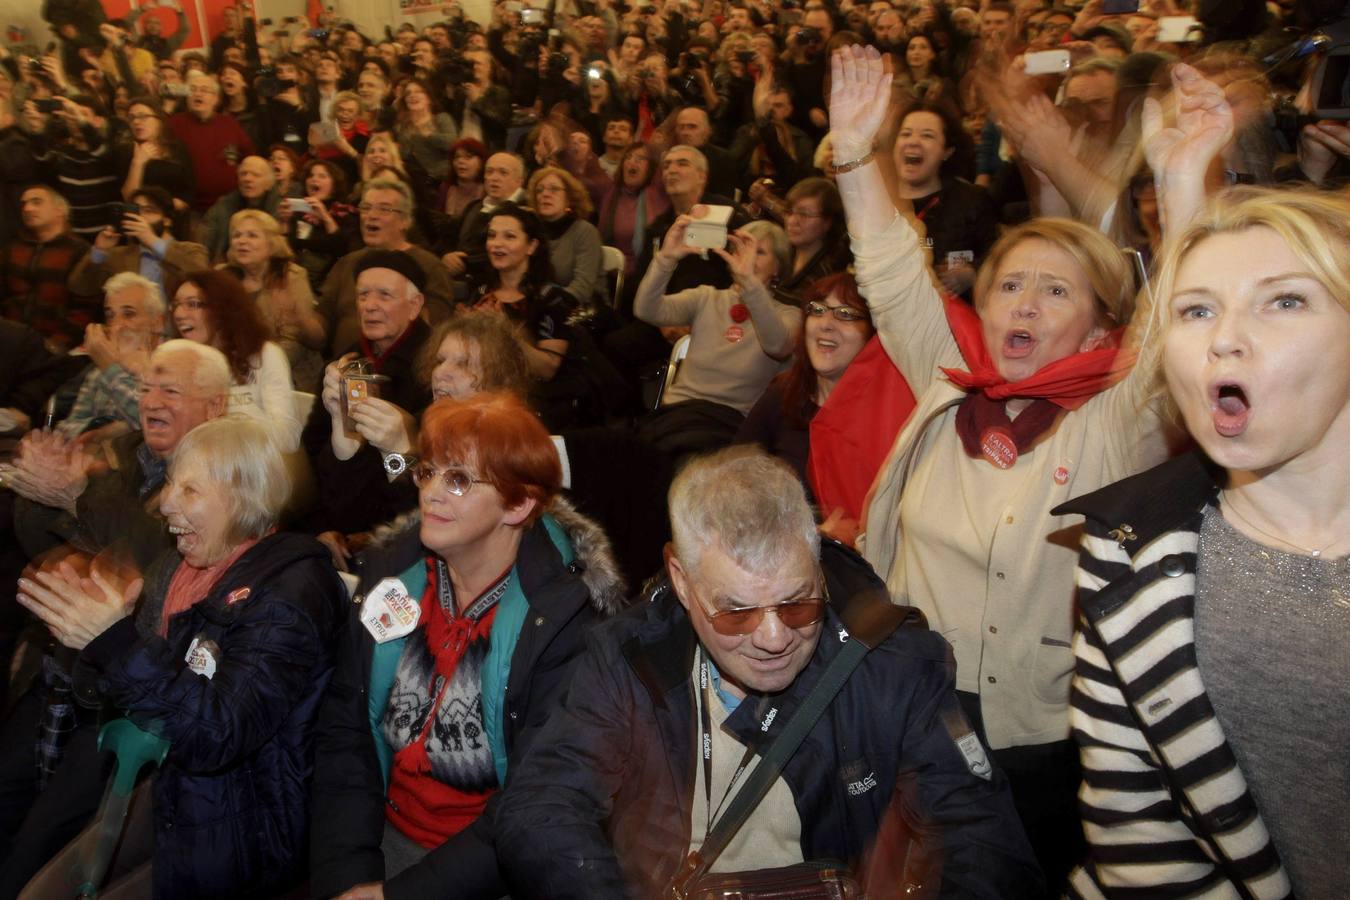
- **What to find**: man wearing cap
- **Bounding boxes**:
[319,178,453,358]
[67,186,207,298]
[302,249,435,564]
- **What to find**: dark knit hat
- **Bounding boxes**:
[354,249,427,293]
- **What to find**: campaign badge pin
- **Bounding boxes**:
[724,325,744,343]
[980,426,1018,469]
[1053,464,1070,485]
[185,634,222,680]
[360,577,420,643]
[226,586,251,605]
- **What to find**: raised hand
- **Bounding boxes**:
[1142,62,1233,186]
[712,229,760,286]
[828,44,892,160]
[658,214,700,261]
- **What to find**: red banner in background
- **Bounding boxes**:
[109,0,217,52]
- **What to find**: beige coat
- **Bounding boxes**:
[855,215,1171,749]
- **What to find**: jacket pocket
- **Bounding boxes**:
[1030,636,1074,707]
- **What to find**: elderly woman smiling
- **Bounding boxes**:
[16,416,347,898]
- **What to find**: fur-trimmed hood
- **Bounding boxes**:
[365,495,628,616]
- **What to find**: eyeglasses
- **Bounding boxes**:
[805,301,869,323]
[787,206,825,219]
[411,463,490,496]
[688,579,826,636]
[358,202,404,215]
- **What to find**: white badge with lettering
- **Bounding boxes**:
[955,731,992,780]
[184,635,221,680]
[360,577,421,643]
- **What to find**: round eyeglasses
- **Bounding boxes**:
[411,463,490,496]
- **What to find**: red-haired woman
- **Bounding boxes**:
[169,269,303,451]
[309,393,625,900]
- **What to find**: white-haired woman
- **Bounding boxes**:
[1060,188,1350,899]
[634,216,802,456]
[16,416,348,899]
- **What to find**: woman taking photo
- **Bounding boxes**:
[395,78,457,185]
[827,45,1182,890]
[171,269,303,451]
[217,61,258,146]
[1064,188,1350,898]
[526,166,604,307]
[280,158,359,292]
[120,98,193,212]
[17,414,347,899]
[310,392,624,900]
[222,209,327,392]
[635,216,801,455]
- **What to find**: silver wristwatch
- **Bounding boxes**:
[381,451,415,479]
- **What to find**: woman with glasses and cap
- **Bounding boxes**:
[310,392,625,900]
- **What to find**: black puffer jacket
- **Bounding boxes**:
[308,499,627,900]
[82,533,347,900]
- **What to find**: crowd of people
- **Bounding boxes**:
[0,0,1346,897]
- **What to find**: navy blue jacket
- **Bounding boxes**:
[83,532,347,900]
[495,542,1044,899]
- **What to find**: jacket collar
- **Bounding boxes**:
[1052,450,1222,558]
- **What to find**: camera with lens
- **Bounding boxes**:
[26,57,46,74]
[254,65,280,99]
[794,25,822,46]
[547,51,570,77]
[735,49,756,63]
[438,56,474,85]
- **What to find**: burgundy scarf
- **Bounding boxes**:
[938,296,1134,467]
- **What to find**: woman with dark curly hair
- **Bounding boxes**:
[279,158,359,291]
[170,269,304,450]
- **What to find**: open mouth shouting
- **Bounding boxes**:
[1002,329,1036,359]
[1209,380,1251,437]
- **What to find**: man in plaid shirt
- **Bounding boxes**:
[0,186,98,353]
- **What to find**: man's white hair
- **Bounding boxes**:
[152,339,231,396]
[669,446,819,576]
[103,271,165,319]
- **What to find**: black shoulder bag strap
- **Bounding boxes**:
[669,602,920,896]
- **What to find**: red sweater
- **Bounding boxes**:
[167,112,256,212]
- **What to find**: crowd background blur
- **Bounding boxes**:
[0,0,1347,895]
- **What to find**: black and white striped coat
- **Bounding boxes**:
[1053,453,1293,900]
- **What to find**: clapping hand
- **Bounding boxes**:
[6,430,95,514]
[17,555,142,651]
[828,44,891,161]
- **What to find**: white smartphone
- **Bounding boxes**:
[521,7,545,25]
[1157,16,1202,43]
[1024,49,1070,76]
[683,205,734,250]
[289,198,312,214]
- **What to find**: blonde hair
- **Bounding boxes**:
[362,133,407,180]
[227,209,294,261]
[973,217,1135,326]
[527,166,593,219]
[742,219,791,280]
[1138,185,1350,412]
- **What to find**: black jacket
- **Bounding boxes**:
[308,501,627,900]
[299,319,433,536]
[83,533,347,899]
[495,541,1044,899]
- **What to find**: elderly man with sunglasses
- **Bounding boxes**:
[495,448,1042,899]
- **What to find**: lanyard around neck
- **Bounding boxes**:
[696,649,761,841]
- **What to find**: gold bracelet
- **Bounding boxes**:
[830,150,876,174]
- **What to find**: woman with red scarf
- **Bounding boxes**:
[827,46,1182,893]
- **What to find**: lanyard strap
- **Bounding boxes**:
[432,557,510,620]
[697,650,759,840]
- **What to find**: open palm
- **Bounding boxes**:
[828,45,892,157]
[1143,63,1233,183]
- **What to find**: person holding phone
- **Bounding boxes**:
[69,185,208,301]
[634,213,802,456]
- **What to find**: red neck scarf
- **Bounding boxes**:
[938,295,1134,466]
